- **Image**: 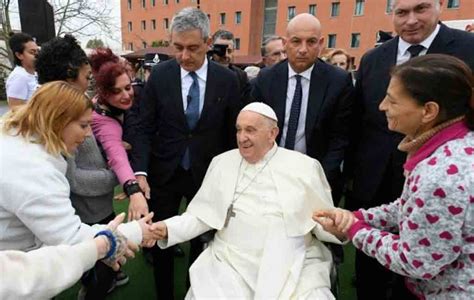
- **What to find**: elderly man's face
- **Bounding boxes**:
[236,111,278,164]
[172,29,210,72]
[263,39,286,67]
[392,0,442,44]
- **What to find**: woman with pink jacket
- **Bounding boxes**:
[89,48,149,221]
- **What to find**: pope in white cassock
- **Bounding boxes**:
[155,102,343,299]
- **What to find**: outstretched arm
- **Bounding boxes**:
[156,212,212,249]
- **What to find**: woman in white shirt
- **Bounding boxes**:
[0,213,136,300]
[5,32,39,110]
[0,81,159,290]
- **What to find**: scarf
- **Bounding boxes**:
[398,116,469,173]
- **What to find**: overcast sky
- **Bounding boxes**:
[8,0,123,51]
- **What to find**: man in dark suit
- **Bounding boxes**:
[346,0,474,299]
[132,7,240,299]
[210,29,252,105]
[252,13,354,205]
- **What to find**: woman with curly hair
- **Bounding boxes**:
[35,34,91,91]
[35,35,130,297]
[0,81,158,297]
[88,48,150,222]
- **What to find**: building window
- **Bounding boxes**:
[151,0,156,6]
[351,33,361,48]
[386,0,394,13]
[128,21,133,32]
[263,0,277,37]
[176,0,180,3]
[447,0,459,8]
[163,0,168,4]
[235,38,240,50]
[309,4,316,16]
[127,0,132,10]
[207,14,211,21]
[129,43,134,51]
[142,0,146,8]
[220,13,226,25]
[235,11,242,24]
[164,18,169,29]
[141,20,146,31]
[327,34,337,48]
[331,2,340,17]
[142,41,147,49]
[152,19,156,30]
[288,6,296,20]
[354,0,364,16]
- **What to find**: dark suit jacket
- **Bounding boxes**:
[251,58,355,197]
[132,59,241,187]
[347,24,474,209]
[229,64,252,105]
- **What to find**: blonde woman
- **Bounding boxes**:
[0,81,158,255]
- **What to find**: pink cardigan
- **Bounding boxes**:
[91,111,135,185]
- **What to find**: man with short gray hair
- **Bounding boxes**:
[261,35,286,67]
[131,7,241,298]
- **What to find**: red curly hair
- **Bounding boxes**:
[89,48,128,100]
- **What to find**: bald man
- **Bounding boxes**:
[252,13,354,205]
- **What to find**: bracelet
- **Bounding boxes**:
[123,180,142,197]
[94,230,117,260]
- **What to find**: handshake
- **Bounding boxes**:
[312,208,359,241]
[94,212,170,270]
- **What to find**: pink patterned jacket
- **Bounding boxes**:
[349,122,474,299]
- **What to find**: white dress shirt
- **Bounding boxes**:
[279,64,314,154]
[180,57,208,114]
[397,24,440,65]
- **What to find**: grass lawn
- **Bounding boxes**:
[57,197,357,300]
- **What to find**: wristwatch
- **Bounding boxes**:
[123,180,142,196]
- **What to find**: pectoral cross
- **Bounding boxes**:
[224,204,236,227]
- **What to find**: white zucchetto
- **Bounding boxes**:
[241,102,278,122]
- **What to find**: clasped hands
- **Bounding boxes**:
[312,208,359,240]
[96,212,169,271]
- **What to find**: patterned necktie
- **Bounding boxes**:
[407,45,425,58]
[285,74,302,150]
[181,71,200,170]
[185,71,200,130]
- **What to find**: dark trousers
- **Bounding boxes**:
[149,166,203,300]
[352,158,416,300]
[82,213,116,300]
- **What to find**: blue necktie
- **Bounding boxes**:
[181,71,200,170]
[285,74,302,150]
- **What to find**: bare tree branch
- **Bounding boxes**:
[0,0,116,70]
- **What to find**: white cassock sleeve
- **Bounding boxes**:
[157,212,213,249]
[312,222,344,244]
[309,160,344,245]
[0,240,98,300]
